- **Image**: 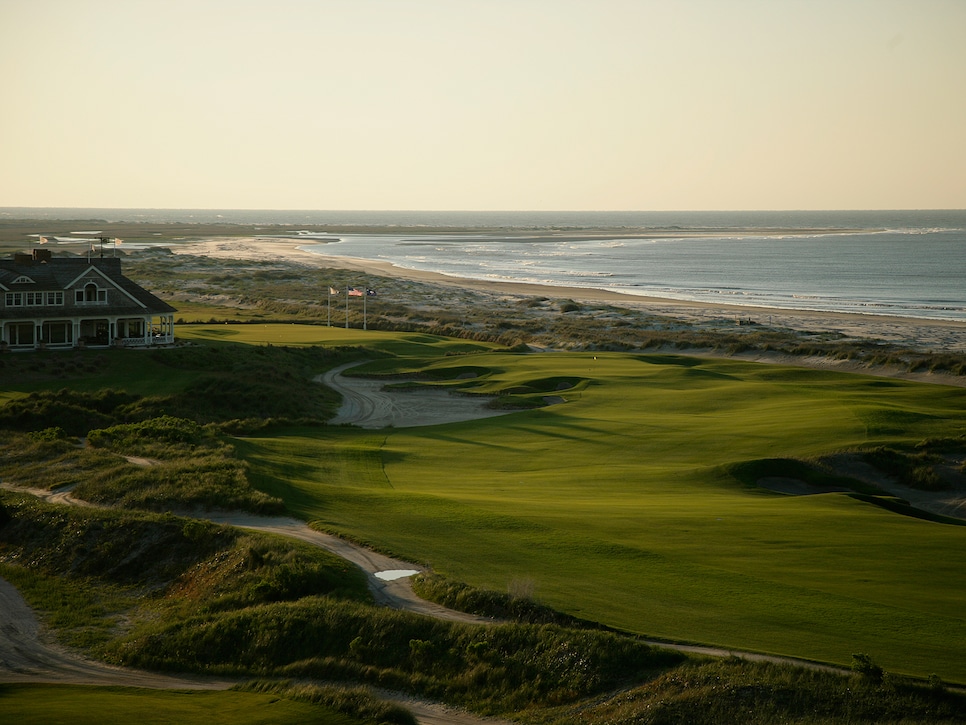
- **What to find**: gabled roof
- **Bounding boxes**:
[0,254,176,315]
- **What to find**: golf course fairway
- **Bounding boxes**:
[236,347,966,683]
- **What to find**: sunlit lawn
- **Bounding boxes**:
[175,323,498,357]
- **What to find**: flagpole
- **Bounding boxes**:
[327,287,331,327]
[363,286,367,330]
[345,285,349,329]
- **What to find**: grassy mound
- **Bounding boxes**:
[0,493,369,652]
[0,343,356,434]
[532,658,966,725]
[0,428,284,515]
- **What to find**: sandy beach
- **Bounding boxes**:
[172,236,966,363]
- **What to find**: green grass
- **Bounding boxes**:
[524,658,966,725]
[174,323,499,357]
[2,267,966,721]
[4,327,966,687]
[0,683,367,725]
[235,348,966,683]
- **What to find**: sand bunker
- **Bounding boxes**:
[375,569,421,581]
[757,453,966,522]
[320,363,517,429]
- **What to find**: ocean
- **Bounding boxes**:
[5,208,966,321]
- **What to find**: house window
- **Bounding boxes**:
[7,291,64,307]
[76,283,107,304]
[42,321,72,344]
[7,322,34,346]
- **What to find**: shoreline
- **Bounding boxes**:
[173,237,966,355]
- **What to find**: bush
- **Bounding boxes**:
[852,653,884,684]
[26,426,71,442]
[88,416,203,451]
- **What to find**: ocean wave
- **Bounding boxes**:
[296,225,966,322]
[565,270,614,278]
[881,227,964,235]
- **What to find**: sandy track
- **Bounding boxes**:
[197,511,492,625]
[0,577,233,690]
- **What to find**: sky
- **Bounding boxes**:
[2,0,964,211]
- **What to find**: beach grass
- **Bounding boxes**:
[232,343,966,682]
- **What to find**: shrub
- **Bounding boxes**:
[235,681,417,725]
[27,426,70,442]
[852,653,884,684]
[88,415,203,452]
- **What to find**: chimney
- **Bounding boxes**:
[32,248,52,263]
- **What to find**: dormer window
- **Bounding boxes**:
[12,275,35,284]
[75,282,107,304]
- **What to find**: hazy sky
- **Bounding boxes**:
[2,0,964,211]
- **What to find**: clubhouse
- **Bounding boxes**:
[0,249,176,351]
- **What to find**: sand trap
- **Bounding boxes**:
[375,569,421,581]
[319,362,517,429]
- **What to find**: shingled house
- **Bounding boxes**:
[0,249,176,350]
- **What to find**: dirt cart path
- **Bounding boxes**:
[0,577,233,690]
[198,511,493,625]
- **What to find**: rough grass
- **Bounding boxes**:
[0,493,369,652]
[0,343,356,433]
[0,429,285,515]
[522,658,966,725]
[0,683,368,725]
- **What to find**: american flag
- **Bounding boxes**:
[348,287,364,296]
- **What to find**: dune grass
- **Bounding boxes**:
[234,346,966,682]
